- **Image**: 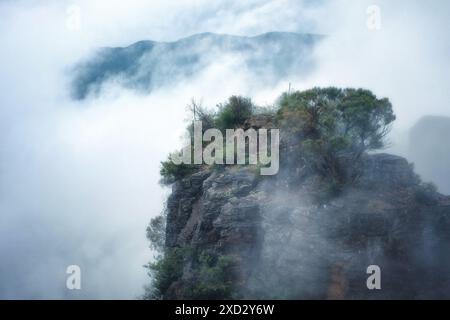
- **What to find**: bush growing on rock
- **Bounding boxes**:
[144,247,187,299]
[159,88,395,188]
[277,87,395,190]
[215,96,254,130]
[144,245,235,299]
[160,95,256,185]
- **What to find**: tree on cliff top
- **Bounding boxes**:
[159,88,395,188]
[277,87,396,190]
[278,87,395,153]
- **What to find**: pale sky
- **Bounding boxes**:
[0,0,449,298]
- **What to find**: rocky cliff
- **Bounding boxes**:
[162,138,450,300]
[151,89,450,299]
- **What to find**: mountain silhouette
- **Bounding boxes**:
[71,32,322,99]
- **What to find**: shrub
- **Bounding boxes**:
[185,252,235,299]
[159,95,255,185]
[215,96,254,130]
[146,214,166,253]
[277,87,396,189]
[278,88,395,153]
[144,247,235,300]
[145,247,189,299]
[160,154,199,185]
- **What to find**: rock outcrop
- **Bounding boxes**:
[163,151,450,299]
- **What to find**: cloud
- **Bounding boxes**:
[0,0,312,296]
[0,0,449,298]
[302,0,450,129]
[292,0,450,186]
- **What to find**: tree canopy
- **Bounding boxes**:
[277,87,396,190]
[160,87,396,188]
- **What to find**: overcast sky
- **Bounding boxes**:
[0,0,449,299]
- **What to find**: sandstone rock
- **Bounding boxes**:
[163,153,450,299]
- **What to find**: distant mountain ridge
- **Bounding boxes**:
[71,32,323,99]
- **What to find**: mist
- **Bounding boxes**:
[0,0,449,299]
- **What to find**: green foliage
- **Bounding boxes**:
[278,87,395,152]
[146,214,166,253]
[215,96,254,130]
[160,95,255,185]
[145,206,235,300]
[160,88,395,190]
[277,87,396,190]
[160,153,199,185]
[185,252,235,299]
[145,247,189,299]
[338,88,396,151]
[144,246,235,300]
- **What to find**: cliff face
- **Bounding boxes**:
[164,151,450,299]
